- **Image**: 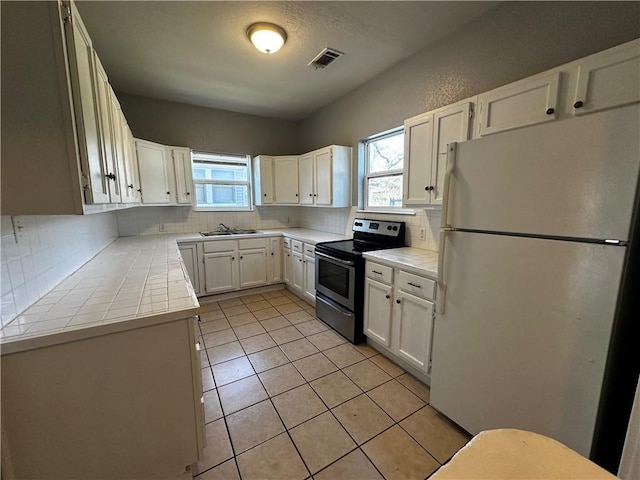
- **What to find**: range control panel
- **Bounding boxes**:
[352,218,404,238]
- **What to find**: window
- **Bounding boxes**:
[192,151,252,210]
[363,129,404,209]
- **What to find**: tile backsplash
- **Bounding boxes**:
[300,207,440,251]
[1,213,118,327]
[116,206,300,236]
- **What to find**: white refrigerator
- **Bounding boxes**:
[430,103,640,458]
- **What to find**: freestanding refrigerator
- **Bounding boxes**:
[430,103,640,460]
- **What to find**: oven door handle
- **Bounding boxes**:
[315,252,356,267]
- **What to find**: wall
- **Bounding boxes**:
[298,1,640,201]
[1,213,118,327]
[116,206,300,236]
[118,93,299,157]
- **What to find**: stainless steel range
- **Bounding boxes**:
[315,218,406,343]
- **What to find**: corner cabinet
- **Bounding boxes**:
[298,146,351,207]
[1,1,140,214]
[136,139,192,206]
[403,102,472,207]
[254,145,351,208]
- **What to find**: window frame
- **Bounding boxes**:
[363,127,405,211]
[191,151,253,211]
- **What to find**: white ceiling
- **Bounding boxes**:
[76,1,500,121]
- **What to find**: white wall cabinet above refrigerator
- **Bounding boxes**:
[403,102,472,207]
[1,1,140,214]
[135,139,192,206]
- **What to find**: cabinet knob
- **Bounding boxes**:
[127,184,134,189]
[240,256,243,259]
[137,188,142,193]
[425,186,434,191]
[314,194,318,197]
[264,193,267,197]
[271,252,274,256]
[232,256,235,260]
[574,101,584,109]
[396,299,401,304]
[546,107,555,115]
[295,193,299,197]
[385,295,390,299]
[105,173,116,181]
[309,193,313,196]
[186,192,190,195]
[166,191,170,195]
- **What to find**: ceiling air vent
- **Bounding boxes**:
[308,47,344,69]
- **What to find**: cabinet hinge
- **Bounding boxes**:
[81,175,90,189]
[61,2,72,23]
[432,310,436,321]
[469,104,474,119]
[428,359,432,374]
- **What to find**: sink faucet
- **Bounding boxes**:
[218,223,230,232]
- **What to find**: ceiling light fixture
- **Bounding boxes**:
[247,22,287,54]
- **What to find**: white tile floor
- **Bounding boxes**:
[194,289,470,480]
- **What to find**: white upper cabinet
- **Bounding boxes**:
[172,147,193,204]
[404,102,472,207]
[477,72,560,137]
[298,145,352,208]
[572,39,640,116]
[253,156,274,205]
[136,139,171,204]
[403,112,434,205]
[121,123,141,203]
[273,156,300,204]
[1,1,140,214]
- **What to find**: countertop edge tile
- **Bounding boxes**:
[363,248,439,279]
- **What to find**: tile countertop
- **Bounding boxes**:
[363,247,439,279]
[0,229,348,354]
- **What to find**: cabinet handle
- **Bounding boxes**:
[546,107,555,115]
[425,186,434,191]
[105,173,116,181]
[385,295,390,299]
[407,282,422,288]
[574,100,584,109]
[372,270,382,275]
[127,184,134,189]
[396,299,401,304]
[137,188,142,193]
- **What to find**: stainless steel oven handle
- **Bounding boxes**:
[315,251,356,267]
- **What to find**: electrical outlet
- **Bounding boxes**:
[159,223,166,233]
[419,228,426,241]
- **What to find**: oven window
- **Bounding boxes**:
[318,260,350,299]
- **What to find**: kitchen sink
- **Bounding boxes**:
[200,229,261,237]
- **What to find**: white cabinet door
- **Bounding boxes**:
[239,248,267,289]
[573,41,640,116]
[93,55,120,203]
[274,156,299,204]
[431,103,471,205]
[394,291,433,372]
[304,258,315,303]
[65,2,110,205]
[173,147,193,204]
[283,249,293,285]
[292,251,304,292]
[364,279,393,348]
[403,113,434,205]
[204,252,237,294]
[298,153,314,205]
[267,237,282,284]
[123,125,141,202]
[136,139,171,204]
[253,156,274,205]
[109,90,128,204]
[478,72,560,136]
[179,244,200,295]
[314,148,332,205]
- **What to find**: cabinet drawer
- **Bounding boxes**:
[398,271,435,300]
[239,238,266,250]
[283,237,291,248]
[366,262,393,285]
[304,244,315,257]
[203,240,236,253]
[291,240,303,253]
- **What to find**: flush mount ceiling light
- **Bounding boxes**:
[247,22,287,54]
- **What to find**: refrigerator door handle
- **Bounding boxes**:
[437,228,451,314]
[440,142,458,230]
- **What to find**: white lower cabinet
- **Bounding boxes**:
[267,237,283,284]
[364,261,436,377]
[285,239,316,303]
[179,243,201,295]
[202,238,268,295]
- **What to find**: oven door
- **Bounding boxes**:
[315,251,356,311]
